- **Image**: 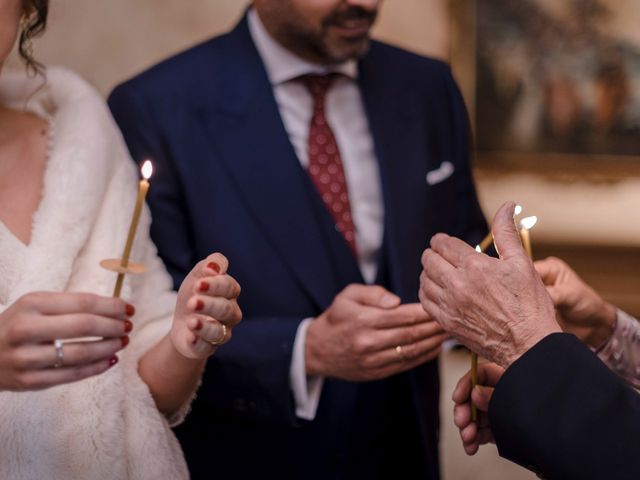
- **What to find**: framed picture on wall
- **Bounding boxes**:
[450,0,640,176]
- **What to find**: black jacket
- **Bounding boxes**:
[490,333,640,479]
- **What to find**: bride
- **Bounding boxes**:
[0,0,242,478]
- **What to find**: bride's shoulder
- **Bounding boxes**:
[45,66,105,105]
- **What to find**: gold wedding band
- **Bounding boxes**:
[53,339,64,368]
[395,345,407,361]
[208,323,230,347]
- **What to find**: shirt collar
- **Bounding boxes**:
[247,8,358,86]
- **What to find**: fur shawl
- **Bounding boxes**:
[0,67,190,479]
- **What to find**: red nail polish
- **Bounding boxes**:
[124,320,133,333]
[207,262,221,273]
[109,356,119,367]
[195,319,203,331]
[125,304,135,316]
[195,299,204,311]
[121,336,130,347]
[198,281,209,292]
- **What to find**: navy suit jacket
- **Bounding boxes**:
[490,333,640,479]
[109,16,486,480]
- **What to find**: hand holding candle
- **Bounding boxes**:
[420,201,553,363]
[420,202,561,460]
[469,206,537,422]
[469,234,493,422]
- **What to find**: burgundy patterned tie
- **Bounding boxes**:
[299,74,358,256]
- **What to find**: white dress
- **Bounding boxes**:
[0,67,191,479]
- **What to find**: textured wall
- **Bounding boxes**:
[9,1,638,247]
[8,0,449,95]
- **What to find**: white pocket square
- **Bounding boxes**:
[425,161,455,186]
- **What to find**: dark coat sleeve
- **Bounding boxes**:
[489,333,640,479]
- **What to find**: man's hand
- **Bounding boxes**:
[419,201,562,369]
[535,257,616,348]
[305,284,448,382]
[452,362,504,455]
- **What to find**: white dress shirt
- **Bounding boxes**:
[248,9,384,420]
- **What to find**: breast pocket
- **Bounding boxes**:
[425,161,455,186]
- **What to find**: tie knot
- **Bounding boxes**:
[297,73,339,100]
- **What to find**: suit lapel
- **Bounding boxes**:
[359,47,427,301]
[195,18,347,309]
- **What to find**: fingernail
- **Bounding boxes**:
[125,304,135,316]
[195,299,204,311]
[198,281,209,292]
[195,319,203,331]
[380,294,399,308]
[207,262,221,273]
[124,320,133,333]
[109,356,119,367]
[121,336,130,347]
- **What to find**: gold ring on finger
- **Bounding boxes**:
[53,339,64,368]
[208,323,229,346]
[395,345,408,361]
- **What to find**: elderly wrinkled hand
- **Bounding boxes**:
[535,257,616,348]
[418,201,561,368]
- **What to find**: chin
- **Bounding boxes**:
[324,38,371,63]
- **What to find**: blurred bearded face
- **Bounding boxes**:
[254,0,381,64]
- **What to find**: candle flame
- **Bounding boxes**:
[514,204,523,216]
[475,245,482,253]
[141,160,153,180]
[520,215,538,230]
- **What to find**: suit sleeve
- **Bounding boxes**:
[109,84,301,427]
[489,333,640,479]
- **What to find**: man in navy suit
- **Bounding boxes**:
[109,1,486,478]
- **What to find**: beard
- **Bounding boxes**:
[274,4,378,64]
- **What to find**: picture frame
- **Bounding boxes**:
[450,0,640,180]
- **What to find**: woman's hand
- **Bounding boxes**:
[170,253,242,359]
[534,257,617,348]
[452,362,504,455]
[0,292,133,391]
[138,253,242,417]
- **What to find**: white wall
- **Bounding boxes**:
[476,172,640,247]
